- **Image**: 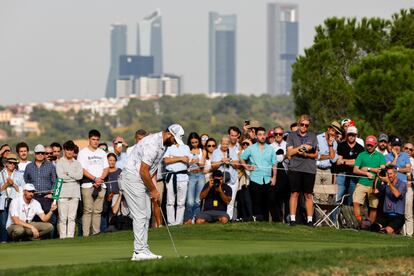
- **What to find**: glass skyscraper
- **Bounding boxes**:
[209,12,237,94]
[105,23,127,98]
[267,3,298,95]
[137,9,163,76]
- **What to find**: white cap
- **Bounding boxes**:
[347,126,358,135]
[168,124,184,145]
[34,144,46,153]
[23,183,37,191]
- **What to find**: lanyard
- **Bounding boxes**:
[22,204,31,223]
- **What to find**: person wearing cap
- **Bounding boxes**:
[352,135,386,222]
[243,120,260,143]
[287,114,319,226]
[77,129,109,237]
[269,126,290,222]
[56,140,83,239]
[112,136,128,169]
[6,183,56,241]
[163,132,191,226]
[121,123,184,261]
[402,143,414,236]
[340,119,364,146]
[23,144,57,216]
[0,153,25,242]
[376,133,389,156]
[266,129,276,145]
[336,126,365,205]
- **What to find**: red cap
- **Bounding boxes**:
[365,135,377,146]
[349,120,356,127]
[267,130,275,137]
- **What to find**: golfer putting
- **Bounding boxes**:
[120,124,185,261]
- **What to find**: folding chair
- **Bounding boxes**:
[313,183,349,229]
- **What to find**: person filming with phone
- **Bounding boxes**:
[195,170,232,224]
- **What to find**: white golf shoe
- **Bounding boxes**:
[131,250,162,261]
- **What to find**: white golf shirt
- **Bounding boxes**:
[6,196,44,228]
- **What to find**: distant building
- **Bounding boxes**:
[119,55,154,77]
[105,24,127,98]
[137,9,163,76]
[267,3,299,95]
[136,74,181,98]
[116,78,134,98]
[209,12,237,94]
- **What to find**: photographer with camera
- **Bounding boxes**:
[352,136,386,223]
[370,165,407,234]
[195,170,232,224]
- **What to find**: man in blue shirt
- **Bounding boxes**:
[385,136,411,183]
[240,127,277,221]
[371,165,407,234]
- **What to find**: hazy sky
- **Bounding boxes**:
[0,0,411,105]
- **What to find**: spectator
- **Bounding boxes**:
[236,138,253,221]
[0,144,11,171]
[104,153,123,232]
[112,136,128,169]
[45,146,54,163]
[269,126,290,222]
[6,183,56,241]
[286,114,319,226]
[195,170,232,224]
[184,132,205,224]
[240,127,277,221]
[336,126,365,204]
[200,134,209,148]
[352,135,386,223]
[371,166,407,234]
[211,136,239,220]
[77,129,109,237]
[107,190,132,232]
[203,137,217,182]
[290,122,298,132]
[56,140,83,239]
[228,126,241,152]
[266,129,275,145]
[0,154,25,242]
[341,119,364,146]
[98,143,108,153]
[403,143,414,236]
[50,142,62,161]
[74,145,79,160]
[163,137,191,225]
[16,142,31,173]
[376,133,389,156]
[243,120,260,143]
[126,129,148,157]
[23,144,57,215]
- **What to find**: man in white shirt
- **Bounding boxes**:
[163,142,191,225]
[77,129,109,237]
[112,136,128,169]
[7,184,56,241]
[16,142,31,173]
[120,124,184,261]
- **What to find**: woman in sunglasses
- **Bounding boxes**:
[203,138,217,183]
[0,153,25,242]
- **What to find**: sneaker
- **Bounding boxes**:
[306,221,314,227]
[131,250,162,261]
[289,220,296,226]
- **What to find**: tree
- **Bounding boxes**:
[390,9,414,49]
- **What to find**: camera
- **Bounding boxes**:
[213,179,221,188]
[244,120,250,125]
[378,169,387,177]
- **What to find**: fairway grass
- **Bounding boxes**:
[1,223,413,275]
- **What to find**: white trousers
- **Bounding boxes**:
[58,197,79,238]
[166,179,188,225]
[119,171,151,253]
[403,187,413,236]
[227,180,238,220]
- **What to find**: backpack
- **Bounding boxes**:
[338,205,360,229]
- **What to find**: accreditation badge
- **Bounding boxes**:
[213,200,218,207]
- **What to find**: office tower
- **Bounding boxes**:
[209,12,237,94]
[137,9,163,76]
[105,23,127,98]
[267,3,299,95]
[136,74,181,97]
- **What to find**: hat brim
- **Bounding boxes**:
[330,125,342,134]
[7,160,19,163]
[173,135,184,145]
[366,142,377,146]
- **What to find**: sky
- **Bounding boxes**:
[0,0,412,105]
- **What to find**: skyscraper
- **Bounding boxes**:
[105,23,127,98]
[137,9,163,76]
[267,3,299,95]
[209,12,237,94]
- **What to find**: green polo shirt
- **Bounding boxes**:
[354,150,386,187]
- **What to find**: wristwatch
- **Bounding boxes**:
[367,167,371,172]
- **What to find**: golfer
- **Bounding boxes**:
[120,124,185,261]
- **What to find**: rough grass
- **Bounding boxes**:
[0,223,413,275]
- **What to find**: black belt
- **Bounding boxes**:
[165,170,188,194]
[317,167,331,171]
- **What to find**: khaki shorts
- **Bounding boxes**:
[353,183,379,208]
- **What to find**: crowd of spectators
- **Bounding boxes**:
[0,114,413,243]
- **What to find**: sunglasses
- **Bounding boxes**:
[6,161,17,165]
[35,152,46,155]
[45,152,53,155]
[242,142,250,146]
[207,144,216,148]
[347,134,356,137]
[404,147,414,152]
[26,190,35,194]
[300,123,309,128]
[274,133,283,136]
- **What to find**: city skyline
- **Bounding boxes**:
[1,0,411,105]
